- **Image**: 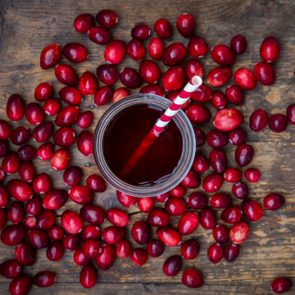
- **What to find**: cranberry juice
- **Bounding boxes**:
[103,104,183,186]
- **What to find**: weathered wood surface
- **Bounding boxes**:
[0,0,295,294]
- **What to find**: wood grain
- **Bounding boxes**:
[0,0,295,294]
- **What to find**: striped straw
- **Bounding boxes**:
[120,75,203,178]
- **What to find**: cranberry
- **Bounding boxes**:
[191,83,212,103]
[163,255,182,276]
[34,271,56,288]
[156,227,181,247]
[287,104,295,125]
[165,197,186,216]
[131,23,151,41]
[86,174,106,192]
[59,86,83,105]
[50,148,71,170]
[79,71,98,95]
[260,36,280,63]
[88,26,111,45]
[186,58,204,78]
[170,184,186,197]
[271,277,293,294]
[6,94,25,121]
[208,243,223,263]
[148,37,164,60]
[119,67,142,89]
[37,84,55,104]
[223,243,240,262]
[154,193,170,203]
[24,216,37,229]
[77,130,93,157]
[73,13,95,33]
[96,9,118,28]
[242,199,263,222]
[253,61,276,85]
[112,87,130,103]
[103,226,126,244]
[95,244,116,270]
[73,249,91,265]
[116,191,136,207]
[234,68,256,90]
[268,113,288,132]
[54,127,76,147]
[81,239,101,258]
[19,162,36,182]
[0,140,8,158]
[207,66,232,87]
[96,64,118,86]
[230,34,247,55]
[131,221,151,245]
[211,90,227,110]
[7,201,25,223]
[14,243,36,266]
[32,173,52,194]
[221,205,242,224]
[187,192,208,209]
[42,189,68,210]
[202,173,223,193]
[69,185,93,204]
[244,168,261,183]
[7,179,33,201]
[193,154,209,173]
[188,36,208,58]
[176,13,196,37]
[80,264,97,289]
[55,63,79,86]
[181,169,200,188]
[229,128,247,145]
[0,185,9,208]
[0,259,23,279]
[104,40,126,64]
[263,193,285,210]
[56,105,79,126]
[63,42,88,63]
[40,43,62,69]
[37,210,56,230]
[186,104,211,124]
[130,248,148,266]
[211,44,235,65]
[16,144,35,164]
[9,275,33,295]
[194,128,206,146]
[223,167,241,182]
[139,60,160,84]
[25,102,45,126]
[148,208,170,227]
[182,268,203,288]
[48,225,65,241]
[81,225,101,240]
[61,210,83,234]
[137,197,154,212]
[206,129,228,148]
[0,119,12,140]
[116,240,132,258]
[249,108,268,131]
[28,229,49,249]
[94,86,113,106]
[213,225,229,244]
[232,181,249,199]
[25,197,42,216]
[2,152,20,174]
[225,85,245,105]
[154,18,173,38]
[163,42,186,66]
[63,234,80,251]
[209,149,227,174]
[181,239,200,260]
[47,241,65,261]
[178,212,199,235]
[200,207,216,229]
[210,192,232,209]
[11,127,30,145]
[126,39,145,61]
[107,208,129,227]
[140,84,164,96]
[235,143,254,167]
[230,221,250,245]
[162,66,185,91]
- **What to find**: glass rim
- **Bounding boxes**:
[93,93,196,197]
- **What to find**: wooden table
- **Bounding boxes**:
[0,0,294,294]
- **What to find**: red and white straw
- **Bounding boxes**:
[120,75,203,178]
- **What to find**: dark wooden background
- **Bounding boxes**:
[0,0,295,294]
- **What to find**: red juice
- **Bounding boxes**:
[103,104,183,186]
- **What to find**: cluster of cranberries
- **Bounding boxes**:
[0,8,294,295]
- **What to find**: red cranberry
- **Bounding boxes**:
[146,239,164,257]
[162,66,185,91]
[116,191,136,207]
[73,248,91,265]
[224,168,242,183]
[81,225,101,240]
[181,239,200,260]
[32,121,54,143]
[50,148,71,170]
[2,152,20,174]
[209,149,227,174]
[96,64,118,85]
[104,40,126,64]
[230,221,250,244]
[112,87,130,103]
[202,173,223,193]
[260,36,280,63]
[56,105,79,127]
[59,86,83,105]
[170,184,186,198]
[206,130,228,148]
[19,161,36,183]
[140,84,164,96]
[34,271,56,288]
[55,63,79,86]
[0,185,9,208]
[249,108,268,131]
[187,192,208,209]
[127,39,146,61]
[181,170,200,188]
[131,221,151,245]
[178,212,199,235]
[61,210,83,234]
[80,264,97,289]
[86,174,106,192]
[11,127,30,145]
[63,166,83,187]
[7,179,33,201]
[63,42,88,63]
[131,23,151,41]
[208,243,223,263]
[0,259,23,279]
[48,225,65,241]
[211,44,235,65]
[69,185,93,205]
[165,197,186,216]
[28,229,49,249]
[211,90,228,109]
[9,275,33,295]
[6,94,25,121]
[40,43,62,69]
[268,113,288,132]
[182,268,203,288]
[154,193,169,203]
[163,255,182,276]
[7,201,25,223]
[42,189,68,210]
[15,243,36,266]
[186,58,204,78]
[107,208,129,227]
[102,226,126,244]
[191,83,212,103]
[271,277,293,294]
[210,192,232,209]
[186,104,211,124]
[200,208,216,229]
[130,248,148,266]
[242,199,263,222]
[35,82,54,101]
[137,197,154,213]
[176,13,196,37]
[287,104,295,125]
[25,102,45,126]
[213,225,229,244]
[77,130,93,156]
[95,244,116,270]
[73,13,95,33]
[0,119,12,140]
[225,85,245,105]
[235,143,254,167]
[148,208,170,227]
[156,227,181,247]
[230,34,247,55]
[47,241,65,261]
[24,216,36,229]
[119,67,142,89]
[207,66,232,87]
[0,140,8,158]
[96,9,118,28]
[94,86,113,106]
[139,60,160,84]
[221,205,242,224]
[188,36,208,58]
[223,243,240,262]
[234,68,256,90]
[148,37,164,60]
[37,210,56,230]
[116,240,132,258]
[79,71,98,95]
[54,127,76,147]
[154,18,173,38]
[229,128,247,145]
[193,154,209,173]
[88,26,111,45]
[81,239,101,258]
[232,181,249,199]
[163,42,186,66]
[25,197,42,216]
[32,173,52,194]
[244,168,261,183]
[263,193,285,210]
[214,108,244,131]
[63,234,80,251]
[253,61,276,85]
